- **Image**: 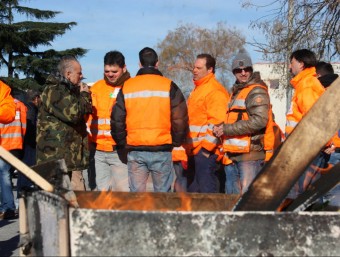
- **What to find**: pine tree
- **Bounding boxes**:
[0,0,87,91]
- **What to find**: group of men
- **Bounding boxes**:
[0,81,41,219]
[0,46,339,219]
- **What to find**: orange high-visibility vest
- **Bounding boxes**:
[273,121,285,151]
[172,146,187,162]
[0,99,27,150]
[123,74,172,146]
[87,80,122,151]
[223,84,274,161]
[0,81,16,124]
[186,73,229,155]
[221,154,233,165]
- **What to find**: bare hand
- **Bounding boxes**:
[324,144,336,155]
[79,82,89,92]
[213,123,224,137]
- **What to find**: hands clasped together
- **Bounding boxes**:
[213,123,224,137]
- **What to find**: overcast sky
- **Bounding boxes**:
[10,0,271,83]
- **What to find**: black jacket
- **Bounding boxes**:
[111,67,188,152]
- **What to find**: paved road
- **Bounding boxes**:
[0,217,19,256]
[0,178,20,257]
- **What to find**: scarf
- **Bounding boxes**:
[104,71,131,87]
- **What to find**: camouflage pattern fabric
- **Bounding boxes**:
[36,74,92,172]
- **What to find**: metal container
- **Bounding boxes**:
[22,190,340,256]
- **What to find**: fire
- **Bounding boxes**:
[75,191,239,212]
[75,191,194,211]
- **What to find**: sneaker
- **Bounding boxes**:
[0,209,17,220]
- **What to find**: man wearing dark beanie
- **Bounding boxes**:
[214,48,274,195]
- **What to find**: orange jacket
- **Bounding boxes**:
[0,81,16,124]
[123,74,172,146]
[285,67,325,135]
[172,146,188,162]
[87,80,122,151]
[222,84,275,161]
[0,99,27,150]
[273,121,285,151]
[186,73,229,155]
[332,134,340,148]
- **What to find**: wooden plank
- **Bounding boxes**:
[234,77,340,211]
[0,146,54,192]
[286,163,340,211]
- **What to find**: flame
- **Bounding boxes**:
[75,191,194,211]
[176,192,192,211]
[75,191,239,212]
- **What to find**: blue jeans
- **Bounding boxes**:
[323,152,340,207]
[287,151,328,199]
[188,149,218,193]
[0,157,16,212]
[128,151,173,192]
[94,150,129,191]
[173,161,187,192]
[224,160,264,194]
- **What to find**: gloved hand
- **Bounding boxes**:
[116,146,128,164]
[181,160,188,170]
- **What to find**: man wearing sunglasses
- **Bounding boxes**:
[213,48,274,195]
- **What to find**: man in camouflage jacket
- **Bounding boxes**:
[36,56,92,190]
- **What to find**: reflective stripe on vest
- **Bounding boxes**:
[87,80,122,151]
[172,146,188,161]
[187,124,218,145]
[0,99,26,150]
[125,90,169,99]
[123,74,172,146]
[223,84,274,156]
[90,118,110,125]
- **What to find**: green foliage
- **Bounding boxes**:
[0,76,41,92]
[0,0,88,90]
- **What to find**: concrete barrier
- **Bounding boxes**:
[23,191,340,256]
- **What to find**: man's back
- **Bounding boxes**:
[110,47,188,192]
[123,73,172,147]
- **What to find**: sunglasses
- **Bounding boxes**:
[234,67,253,73]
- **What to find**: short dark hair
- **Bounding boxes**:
[139,47,158,67]
[104,51,125,68]
[197,54,216,73]
[315,61,334,76]
[290,49,317,68]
